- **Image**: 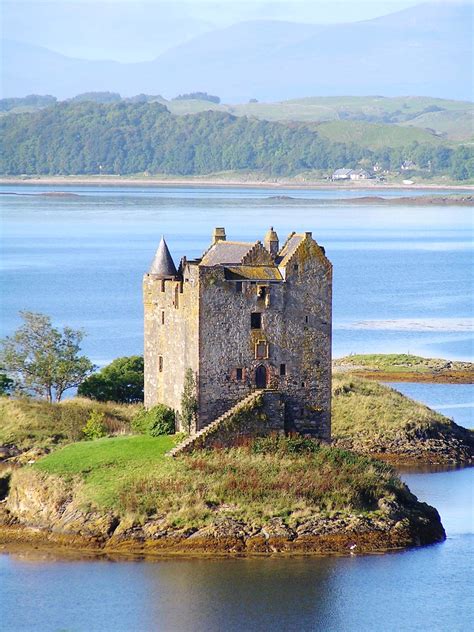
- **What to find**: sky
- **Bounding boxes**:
[1,0,440,62]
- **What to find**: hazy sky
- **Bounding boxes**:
[2,0,437,62]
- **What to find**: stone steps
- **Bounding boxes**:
[167,390,264,457]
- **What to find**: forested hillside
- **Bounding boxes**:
[1,101,472,179]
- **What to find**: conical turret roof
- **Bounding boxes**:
[149,236,178,277]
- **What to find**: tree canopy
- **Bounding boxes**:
[0,312,95,402]
[0,101,472,179]
[78,356,144,403]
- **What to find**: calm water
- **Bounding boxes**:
[1,185,473,631]
[1,185,473,364]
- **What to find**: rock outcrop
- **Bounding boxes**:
[0,467,445,556]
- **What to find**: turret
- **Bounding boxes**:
[149,236,177,278]
[264,227,279,258]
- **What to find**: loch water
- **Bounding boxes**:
[0,185,473,631]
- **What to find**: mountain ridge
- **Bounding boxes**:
[2,2,472,101]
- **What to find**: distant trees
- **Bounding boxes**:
[69,91,122,104]
[0,312,95,402]
[0,94,57,112]
[78,356,144,403]
[0,101,472,179]
[173,91,220,103]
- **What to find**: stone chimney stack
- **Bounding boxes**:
[264,227,279,258]
[212,227,226,244]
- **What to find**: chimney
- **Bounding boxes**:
[212,227,226,244]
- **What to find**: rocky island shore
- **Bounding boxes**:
[0,439,445,557]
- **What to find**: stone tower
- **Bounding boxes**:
[143,228,332,439]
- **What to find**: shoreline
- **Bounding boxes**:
[333,370,474,384]
[0,175,473,191]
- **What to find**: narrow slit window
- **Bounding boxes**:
[251,312,262,329]
[236,368,243,381]
[293,264,299,272]
[305,315,309,324]
[161,310,165,325]
[158,356,163,372]
[161,280,166,292]
[235,281,243,293]
[280,363,286,376]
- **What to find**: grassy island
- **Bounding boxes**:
[1,436,444,555]
[333,354,474,383]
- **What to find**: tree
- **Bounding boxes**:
[0,311,95,402]
[180,368,198,433]
[78,355,144,403]
[0,370,14,397]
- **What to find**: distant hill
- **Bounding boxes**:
[1,101,472,180]
[1,2,472,101]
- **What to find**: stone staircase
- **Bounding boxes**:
[167,390,264,457]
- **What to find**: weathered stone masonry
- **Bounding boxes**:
[144,227,332,439]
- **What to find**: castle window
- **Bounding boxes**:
[161,280,166,292]
[251,312,262,329]
[257,286,267,300]
[301,382,306,388]
[305,315,309,324]
[255,340,269,360]
[236,368,243,381]
[158,356,163,372]
[161,310,165,325]
[174,285,179,309]
[235,281,243,293]
[280,363,286,376]
[293,264,299,272]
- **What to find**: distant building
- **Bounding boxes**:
[401,160,417,171]
[349,169,371,181]
[332,168,353,180]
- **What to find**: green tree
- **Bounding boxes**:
[0,370,14,396]
[181,368,198,434]
[78,356,144,403]
[0,311,95,402]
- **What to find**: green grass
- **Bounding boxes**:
[334,353,473,373]
[0,397,140,452]
[331,375,455,440]
[32,435,409,527]
[35,434,176,508]
[316,120,442,148]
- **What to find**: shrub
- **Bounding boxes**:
[132,405,175,436]
[82,410,107,440]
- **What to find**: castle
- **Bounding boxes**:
[143,227,332,441]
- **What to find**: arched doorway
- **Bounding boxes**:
[255,365,267,388]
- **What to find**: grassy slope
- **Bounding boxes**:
[331,375,453,440]
[400,111,474,142]
[0,397,139,452]
[316,120,441,148]
[34,436,406,527]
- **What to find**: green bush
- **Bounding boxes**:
[132,405,175,436]
[82,410,107,440]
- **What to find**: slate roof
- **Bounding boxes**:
[149,237,178,277]
[224,265,283,281]
[200,241,256,266]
